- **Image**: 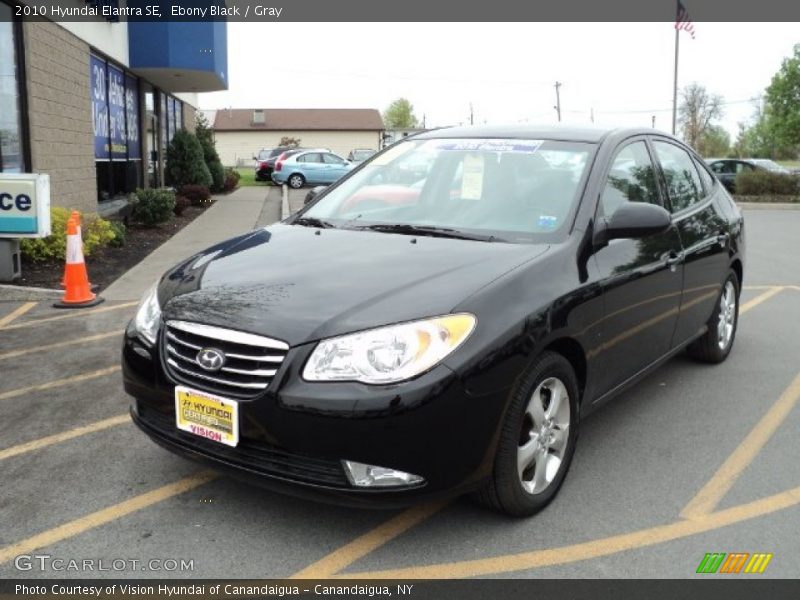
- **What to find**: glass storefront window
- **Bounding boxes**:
[0,3,25,173]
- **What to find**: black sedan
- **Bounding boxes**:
[125,126,744,517]
[706,157,791,192]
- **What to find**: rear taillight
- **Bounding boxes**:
[259,161,269,169]
[275,161,283,172]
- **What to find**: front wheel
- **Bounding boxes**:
[474,351,580,517]
[687,270,739,363]
[288,174,305,189]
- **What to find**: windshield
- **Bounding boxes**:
[299,138,594,243]
[352,150,376,160]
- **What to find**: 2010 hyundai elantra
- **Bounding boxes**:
[124,125,744,517]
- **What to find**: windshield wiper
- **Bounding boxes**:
[293,216,336,229]
[355,223,501,242]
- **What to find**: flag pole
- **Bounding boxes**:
[672,0,680,135]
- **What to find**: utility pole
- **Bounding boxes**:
[652,115,656,128]
[590,107,594,124]
[554,81,562,122]
[469,103,474,125]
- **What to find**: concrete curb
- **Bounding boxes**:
[737,202,800,210]
[0,283,62,302]
[281,185,289,220]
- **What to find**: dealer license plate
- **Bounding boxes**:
[174,385,239,447]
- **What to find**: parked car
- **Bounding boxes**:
[271,150,355,188]
[126,126,744,517]
[254,147,295,182]
[706,157,791,192]
[254,148,303,181]
[347,148,377,163]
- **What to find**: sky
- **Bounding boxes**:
[199,22,799,139]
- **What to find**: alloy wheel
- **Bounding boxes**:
[717,280,737,350]
[517,377,571,495]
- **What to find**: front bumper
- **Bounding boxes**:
[123,330,506,508]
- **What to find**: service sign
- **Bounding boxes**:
[0,174,51,238]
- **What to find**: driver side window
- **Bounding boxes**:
[600,141,660,218]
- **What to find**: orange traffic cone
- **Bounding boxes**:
[61,211,83,288]
[53,218,104,309]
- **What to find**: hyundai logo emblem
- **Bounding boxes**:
[196,348,226,372]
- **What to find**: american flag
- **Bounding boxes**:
[675,0,696,39]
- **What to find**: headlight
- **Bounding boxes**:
[303,314,476,384]
[132,283,161,346]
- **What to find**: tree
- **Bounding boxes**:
[383,98,418,129]
[195,112,224,192]
[166,129,212,189]
[764,43,800,151]
[678,83,724,150]
[696,125,731,157]
[278,136,301,147]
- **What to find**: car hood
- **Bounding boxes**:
[160,224,548,347]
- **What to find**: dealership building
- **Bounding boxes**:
[0,1,228,215]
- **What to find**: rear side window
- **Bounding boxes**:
[599,141,660,218]
[652,140,704,212]
[298,153,322,163]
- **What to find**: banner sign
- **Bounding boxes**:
[108,64,127,160]
[168,97,177,142]
[0,174,51,238]
[160,92,168,151]
[90,55,109,160]
[125,74,141,160]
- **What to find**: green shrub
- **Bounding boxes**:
[208,160,226,193]
[132,188,176,226]
[83,214,116,252]
[165,129,212,189]
[735,170,800,195]
[223,167,240,192]
[173,195,191,216]
[108,220,127,247]
[179,184,212,206]
[20,207,116,262]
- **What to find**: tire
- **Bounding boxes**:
[473,351,580,517]
[288,174,305,189]
[686,270,740,363]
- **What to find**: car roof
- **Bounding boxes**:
[413,124,675,144]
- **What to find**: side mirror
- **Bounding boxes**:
[594,202,671,247]
[304,186,327,205]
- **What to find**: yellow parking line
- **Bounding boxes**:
[0,302,36,327]
[0,301,137,331]
[337,485,800,579]
[0,366,120,402]
[0,414,129,461]
[0,471,217,564]
[739,286,784,315]
[290,500,450,578]
[0,330,124,361]
[680,369,800,519]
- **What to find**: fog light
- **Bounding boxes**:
[342,460,425,488]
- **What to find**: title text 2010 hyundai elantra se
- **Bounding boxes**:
[125,126,744,516]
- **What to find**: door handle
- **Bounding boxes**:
[666,251,684,271]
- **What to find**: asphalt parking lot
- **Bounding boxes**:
[0,208,798,579]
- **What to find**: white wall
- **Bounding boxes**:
[58,21,129,66]
[215,131,383,166]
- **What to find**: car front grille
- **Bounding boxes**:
[163,320,289,399]
[137,405,349,488]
